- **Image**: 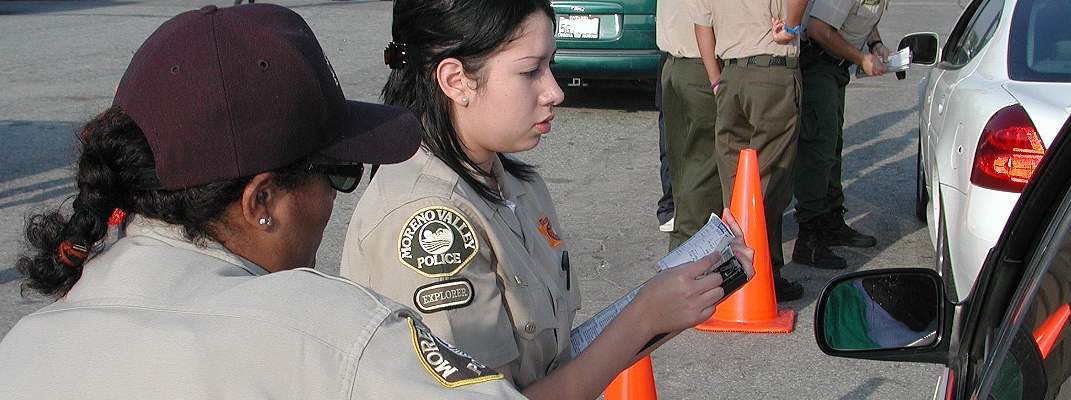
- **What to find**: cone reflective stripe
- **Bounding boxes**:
[1033,303,1070,359]
[603,355,657,400]
[694,148,795,333]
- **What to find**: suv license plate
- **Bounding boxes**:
[557,15,600,39]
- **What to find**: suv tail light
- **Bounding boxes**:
[970,104,1045,192]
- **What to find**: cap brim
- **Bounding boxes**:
[322,100,423,165]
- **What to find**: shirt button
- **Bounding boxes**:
[525,323,536,333]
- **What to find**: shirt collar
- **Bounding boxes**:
[123,215,269,276]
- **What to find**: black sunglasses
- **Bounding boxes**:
[308,162,365,193]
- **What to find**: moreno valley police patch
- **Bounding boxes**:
[407,317,503,387]
[398,206,479,277]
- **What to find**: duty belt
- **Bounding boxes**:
[802,40,852,69]
[725,55,799,68]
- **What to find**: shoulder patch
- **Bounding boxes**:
[398,206,479,277]
[407,317,503,387]
[414,278,475,313]
[537,212,562,248]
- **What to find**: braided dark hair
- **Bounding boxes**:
[17,106,314,297]
[383,0,554,204]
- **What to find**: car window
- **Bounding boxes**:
[975,187,1071,399]
[1007,0,1071,82]
[946,0,1004,66]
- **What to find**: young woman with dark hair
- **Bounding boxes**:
[340,0,756,398]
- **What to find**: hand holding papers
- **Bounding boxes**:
[856,47,912,78]
[884,47,911,72]
[568,214,747,357]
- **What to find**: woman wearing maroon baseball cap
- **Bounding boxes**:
[0,4,526,399]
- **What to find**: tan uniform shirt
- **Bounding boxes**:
[0,217,524,399]
[694,0,800,59]
[341,148,581,389]
[805,0,886,50]
[657,0,703,58]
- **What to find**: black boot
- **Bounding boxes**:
[774,273,804,302]
[792,221,847,269]
[820,207,877,248]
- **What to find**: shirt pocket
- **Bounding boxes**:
[853,2,882,19]
[501,277,560,342]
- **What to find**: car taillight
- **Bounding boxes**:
[970,104,1045,192]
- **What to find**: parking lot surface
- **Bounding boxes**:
[0,1,964,398]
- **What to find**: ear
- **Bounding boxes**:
[238,172,277,231]
[435,57,472,106]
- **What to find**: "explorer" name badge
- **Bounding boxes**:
[414,278,475,313]
[398,206,479,277]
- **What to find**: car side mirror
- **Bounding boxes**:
[816,269,943,354]
[896,32,941,79]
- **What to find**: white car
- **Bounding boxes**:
[905,0,1071,300]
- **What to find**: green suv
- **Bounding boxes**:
[550,0,659,87]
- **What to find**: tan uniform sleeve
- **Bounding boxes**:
[808,0,854,30]
[351,312,528,399]
[341,196,520,369]
[693,0,715,28]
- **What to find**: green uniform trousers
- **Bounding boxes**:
[662,55,722,250]
[715,60,800,270]
[793,57,851,225]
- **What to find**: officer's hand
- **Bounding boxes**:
[871,42,892,60]
[636,253,725,332]
[770,17,795,45]
[860,54,888,76]
[722,208,756,280]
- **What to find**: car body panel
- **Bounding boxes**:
[814,114,1071,399]
[915,0,1071,298]
[550,0,659,83]
[1004,81,1071,134]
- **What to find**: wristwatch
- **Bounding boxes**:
[784,23,803,36]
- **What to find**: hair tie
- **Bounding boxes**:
[384,42,408,69]
[108,208,127,226]
[57,241,89,267]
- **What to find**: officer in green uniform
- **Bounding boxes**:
[791,0,889,269]
[695,0,809,301]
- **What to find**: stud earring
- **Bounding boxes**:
[258,216,274,227]
[461,97,468,105]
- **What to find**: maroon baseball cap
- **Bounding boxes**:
[113,4,421,190]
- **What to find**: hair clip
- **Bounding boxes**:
[384,42,408,69]
[58,240,89,267]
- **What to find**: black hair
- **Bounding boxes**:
[16,106,315,298]
[383,0,555,204]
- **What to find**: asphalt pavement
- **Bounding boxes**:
[0,1,965,398]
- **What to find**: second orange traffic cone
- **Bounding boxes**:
[694,148,795,333]
[1033,303,1070,359]
[603,355,657,400]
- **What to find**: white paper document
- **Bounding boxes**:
[885,47,912,72]
[568,214,736,357]
[855,47,912,78]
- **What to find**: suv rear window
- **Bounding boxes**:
[1008,0,1071,82]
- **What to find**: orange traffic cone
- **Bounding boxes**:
[1033,303,1070,359]
[694,148,795,333]
[603,355,657,400]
